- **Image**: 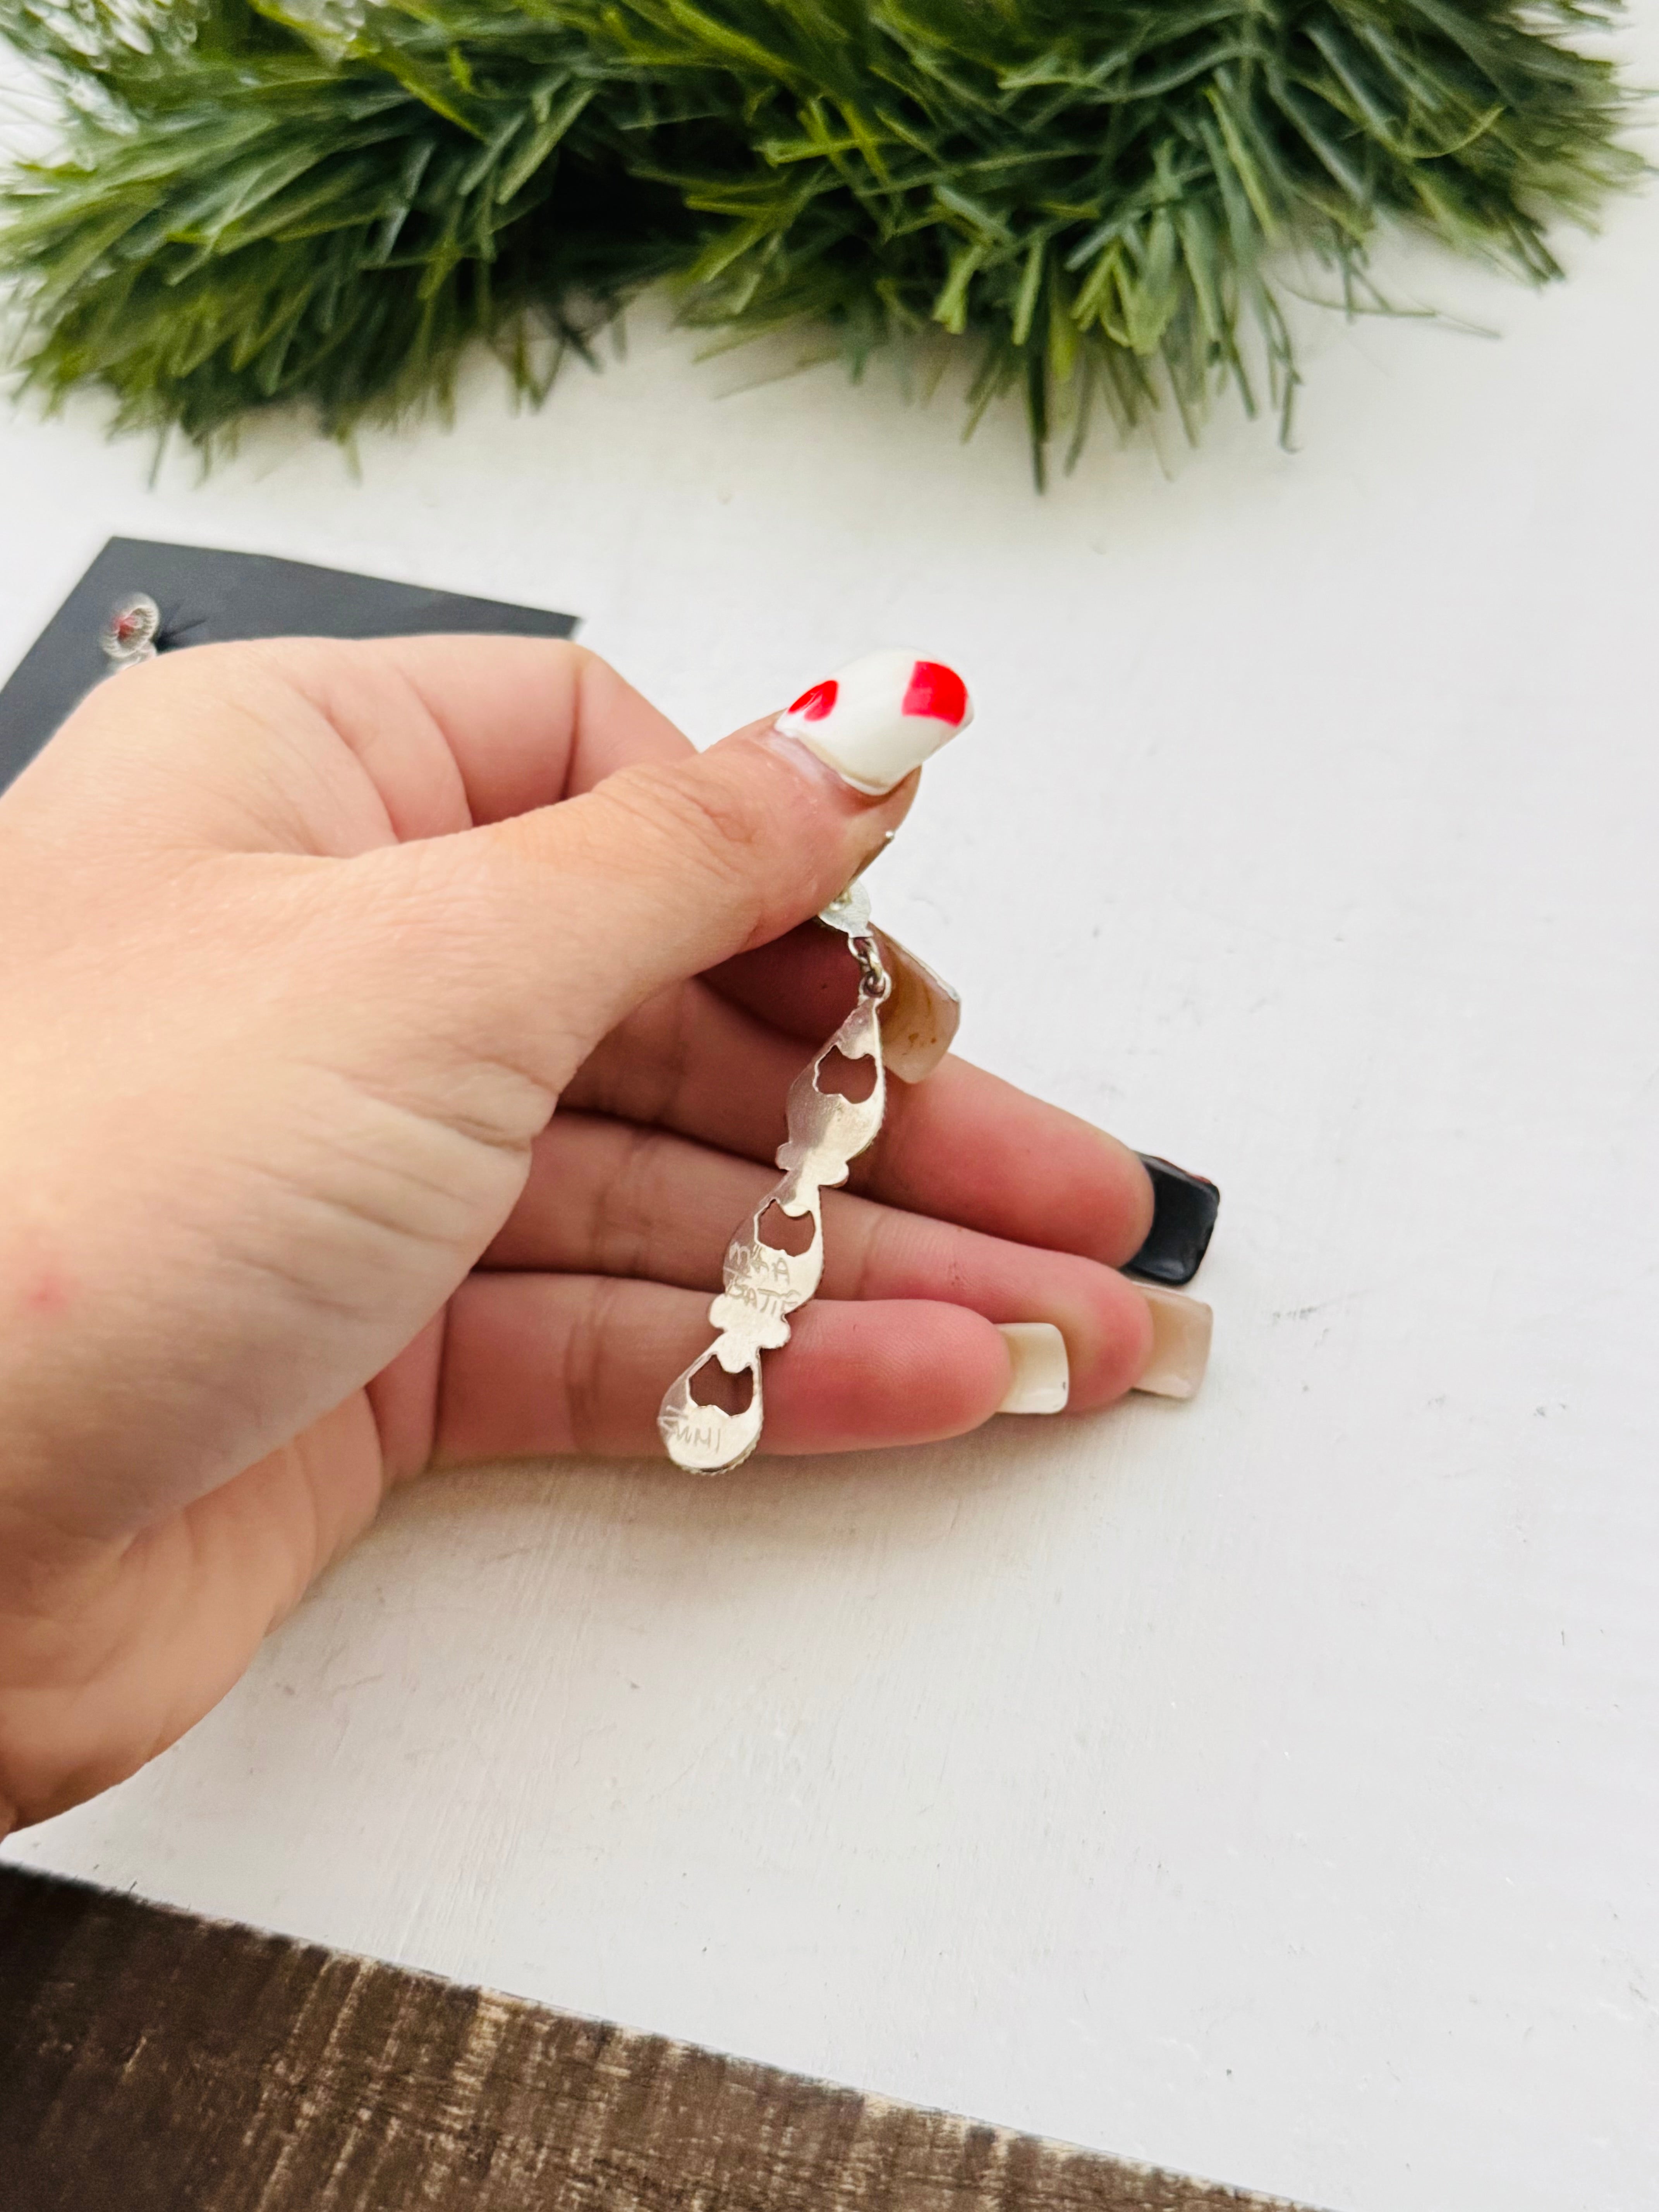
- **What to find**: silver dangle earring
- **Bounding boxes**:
[658,880,895,1475]
[657,647,974,1474]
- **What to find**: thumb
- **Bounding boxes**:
[416,661,967,1090]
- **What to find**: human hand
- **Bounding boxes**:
[0,635,1178,1832]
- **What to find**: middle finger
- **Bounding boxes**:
[559,979,1156,1267]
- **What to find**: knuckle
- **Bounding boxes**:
[593,1124,664,1278]
[563,1277,623,1454]
[568,642,625,704]
[845,1198,882,1305]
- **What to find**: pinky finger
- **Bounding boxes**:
[434,1276,1023,1465]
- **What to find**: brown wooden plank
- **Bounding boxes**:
[0,1864,1329,2212]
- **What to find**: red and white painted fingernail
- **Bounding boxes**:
[774,649,973,795]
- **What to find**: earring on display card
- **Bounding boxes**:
[99,594,163,672]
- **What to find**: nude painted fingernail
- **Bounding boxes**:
[774,649,973,795]
[996,1322,1070,1415]
[872,927,960,1084]
[1131,1282,1212,1400]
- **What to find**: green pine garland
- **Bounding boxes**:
[0,0,1642,476]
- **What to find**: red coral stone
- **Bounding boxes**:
[903,660,968,726]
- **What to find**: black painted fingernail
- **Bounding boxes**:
[1125,1155,1221,1286]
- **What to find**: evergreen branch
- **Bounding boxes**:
[0,0,1643,472]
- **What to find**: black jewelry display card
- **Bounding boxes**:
[0,538,579,792]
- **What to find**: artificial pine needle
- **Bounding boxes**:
[0,0,1641,472]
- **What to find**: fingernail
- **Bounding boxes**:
[996,1322,1070,1415]
[773,650,973,795]
[873,927,960,1084]
[1130,1283,1212,1400]
[1124,1154,1221,1286]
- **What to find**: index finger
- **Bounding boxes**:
[276,634,697,826]
[14,635,699,856]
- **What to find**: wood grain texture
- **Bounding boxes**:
[0,1866,1322,2212]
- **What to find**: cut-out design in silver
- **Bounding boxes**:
[658,886,890,1474]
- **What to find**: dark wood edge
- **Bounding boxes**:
[0,1863,1334,2212]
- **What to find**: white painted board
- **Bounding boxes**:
[2,42,1657,2210]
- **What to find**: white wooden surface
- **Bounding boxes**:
[3,83,1657,2212]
